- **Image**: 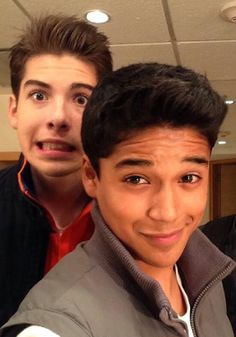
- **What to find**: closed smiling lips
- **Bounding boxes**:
[141,228,184,246]
[37,140,76,152]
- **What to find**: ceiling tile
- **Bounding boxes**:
[178,41,236,80]
[168,0,236,41]
[112,43,176,69]
[211,80,236,100]
[18,0,170,43]
[0,0,29,48]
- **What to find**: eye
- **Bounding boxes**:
[31,91,47,101]
[74,94,89,107]
[125,175,149,185]
[180,174,200,184]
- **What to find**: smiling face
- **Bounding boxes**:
[83,127,210,278]
[8,54,97,178]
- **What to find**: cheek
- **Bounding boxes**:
[181,186,208,224]
[198,184,209,211]
[17,120,34,137]
[97,190,133,229]
[98,185,142,215]
[188,193,208,227]
[73,115,82,128]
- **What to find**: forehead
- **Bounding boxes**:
[21,53,98,88]
[107,127,211,164]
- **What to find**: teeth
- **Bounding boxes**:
[41,143,71,151]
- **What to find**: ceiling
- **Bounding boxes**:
[0,0,236,158]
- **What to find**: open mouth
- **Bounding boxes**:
[37,142,75,152]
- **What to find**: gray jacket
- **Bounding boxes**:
[1,202,235,337]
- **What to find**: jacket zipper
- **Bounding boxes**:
[190,261,235,337]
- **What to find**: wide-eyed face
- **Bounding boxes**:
[8,54,97,178]
[83,127,210,278]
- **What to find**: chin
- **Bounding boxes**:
[34,162,81,179]
[46,167,81,178]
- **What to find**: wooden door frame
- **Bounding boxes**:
[0,151,19,166]
[210,158,236,220]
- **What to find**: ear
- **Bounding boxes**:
[8,94,18,129]
[82,155,99,198]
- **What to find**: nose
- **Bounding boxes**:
[47,99,70,132]
[147,184,178,223]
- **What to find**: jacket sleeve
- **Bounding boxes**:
[1,324,91,337]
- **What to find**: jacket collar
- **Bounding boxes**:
[17,155,36,196]
[89,201,235,309]
[178,229,235,304]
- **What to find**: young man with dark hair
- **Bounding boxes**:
[1,63,235,337]
[202,215,236,334]
[0,14,112,325]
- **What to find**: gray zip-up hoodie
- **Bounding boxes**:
[1,202,235,337]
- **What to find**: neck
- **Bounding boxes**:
[31,168,89,229]
[137,261,186,315]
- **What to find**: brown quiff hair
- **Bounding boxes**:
[9,14,113,98]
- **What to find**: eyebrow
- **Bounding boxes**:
[115,156,209,169]
[71,83,94,91]
[182,156,209,165]
[23,80,94,91]
[23,80,50,89]
[115,159,154,168]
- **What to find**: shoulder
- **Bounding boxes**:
[0,164,18,184]
[0,162,23,207]
[2,246,106,336]
[3,243,134,336]
[204,214,236,228]
[0,154,24,192]
[201,215,236,249]
[0,164,21,209]
[0,154,24,184]
[16,245,99,308]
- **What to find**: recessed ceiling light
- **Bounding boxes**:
[225,99,235,105]
[218,140,227,145]
[220,2,236,23]
[85,10,110,24]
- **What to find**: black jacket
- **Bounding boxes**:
[202,215,236,335]
[0,157,51,325]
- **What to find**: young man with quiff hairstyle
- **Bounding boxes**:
[0,14,112,325]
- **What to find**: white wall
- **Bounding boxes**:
[0,94,20,151]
